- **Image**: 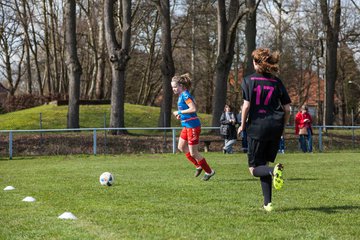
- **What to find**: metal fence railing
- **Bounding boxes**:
[0,127,203,159]
[0,126,359,159]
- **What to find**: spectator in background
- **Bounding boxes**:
[278,135,285,154]
[295,105,313,153]
[236,105,248,153]
[220,104,237,154]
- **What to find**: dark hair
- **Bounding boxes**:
[224,104,233,112]
[252,48,280,74]
[171,73,192,89]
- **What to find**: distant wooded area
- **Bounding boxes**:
[0,0,359,130]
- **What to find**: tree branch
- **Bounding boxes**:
[227,8,248,53]
[350,0,360,12]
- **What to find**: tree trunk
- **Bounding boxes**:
[104,0,131,134]
[50,0,60,94]
[244,0,258,76]
[1,26,25,96]
[153,0,175,127]
[25,1,44,96]
[43,0,52,96]
[137,12,159,105]
[25,31,32,94]
[320,0,341,125]
[14,0,32,94]
[65,0,82,128]
[213,53,234,126]
[211,0,247,127]
[95,0,106,100]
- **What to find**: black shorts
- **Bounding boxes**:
[247,137,281,167]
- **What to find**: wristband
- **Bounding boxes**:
[178,110,181,115]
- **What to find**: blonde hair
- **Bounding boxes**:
[252,48,280,74]
[171,73,192,89]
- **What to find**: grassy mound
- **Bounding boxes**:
[0,103,212,130]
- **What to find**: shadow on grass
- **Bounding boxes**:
[0,156,38,161]
[282,205,360,214]
[221,177,319,182]
[286,177,319,181]
[220,178,258,182]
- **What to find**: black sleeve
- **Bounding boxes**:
[279,81,291,105]
[241,77,250,101]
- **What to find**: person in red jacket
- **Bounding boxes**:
[295,105,313,152]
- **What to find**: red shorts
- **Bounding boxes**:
[180,126,201,145]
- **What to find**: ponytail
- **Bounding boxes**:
[171,73,192,89]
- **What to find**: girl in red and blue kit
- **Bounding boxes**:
[171,73,215,181]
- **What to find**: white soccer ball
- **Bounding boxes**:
[99,172,114,186]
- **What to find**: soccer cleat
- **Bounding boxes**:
[202,170,215,181]
[273,163,284,190]
[194,167,203,177]
[263,203,273,212]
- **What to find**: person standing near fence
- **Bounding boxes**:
[295,105,313,153]
[220,104,237,154]
[278,135,285,154]
[171,73,215,181]
[238,48,291,212]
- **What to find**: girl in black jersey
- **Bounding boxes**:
[238,48,291,212]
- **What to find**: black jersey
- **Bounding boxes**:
[241,72,291,141]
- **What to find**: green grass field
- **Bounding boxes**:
[0,153,359,239]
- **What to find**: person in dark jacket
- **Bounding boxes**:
[220,104,237,154]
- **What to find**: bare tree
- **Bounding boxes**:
[1,0,360,127]
[77,0,104,99]
[95,0,107,100]
[104,0,131,133]
[244,0,260,76]
[20,0,44,96]
[14,0,32,95]
[211,0,248,127]
[0,1,25,96]
[42,0,52,96]
[50,0,62,95]
[320,0,341,125]
[65,0,82,128]
[194,2,217,114]
[350,0,360,12]
[152,0,175,127]
[134,7,161,105]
